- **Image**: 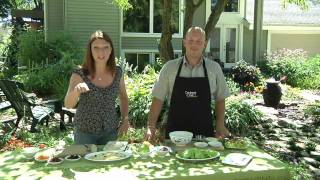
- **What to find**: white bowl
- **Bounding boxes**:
[194,142,208,148]
[65,154,81,161]
[153,146,172,156]
[205,137,218,142]
[169,131,193,146]
[208,141,224,150]
[47,157,64,165]
[22,147,39,159]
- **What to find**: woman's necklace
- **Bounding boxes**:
[97,77,102,81]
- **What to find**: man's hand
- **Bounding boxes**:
[215,124,231,138]
[144,126,156,143]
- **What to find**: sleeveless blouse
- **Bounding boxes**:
[73,66,122,134]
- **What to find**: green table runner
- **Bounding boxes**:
[0,143,290,180]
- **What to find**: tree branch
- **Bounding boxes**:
[204,0,227,41]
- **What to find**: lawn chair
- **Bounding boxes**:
[0,79,60,132]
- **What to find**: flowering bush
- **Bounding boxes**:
[243,82,255,92]
[258,48,307,86]
[231,60,262,92]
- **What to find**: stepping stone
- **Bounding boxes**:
[278,118,297,128]
[310,151,320,159]
[308,165,320,175]
[302,157,320,167]
[279,136,291,142]
[301,151,310,157]
[300,90,320,102]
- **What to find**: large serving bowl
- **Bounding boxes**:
[169,131,193,146]
[22,147,40,159]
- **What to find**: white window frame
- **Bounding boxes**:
[121,49,182,65]
[120,0,184,38]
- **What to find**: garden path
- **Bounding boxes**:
[247,90,320,179]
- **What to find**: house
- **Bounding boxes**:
[44,0,320,69]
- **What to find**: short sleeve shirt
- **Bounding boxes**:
[152,56,230,104]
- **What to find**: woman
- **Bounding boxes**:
[64,30,130,145]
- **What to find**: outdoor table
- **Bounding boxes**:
[0,141,291,180]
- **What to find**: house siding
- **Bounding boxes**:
[243,27,268,63]
[271,34,320,56]
[44,0,64,42]
[65,0,120,55]
[193,0,206,27]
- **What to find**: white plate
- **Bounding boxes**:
[34,148,56,162]
[103,141,128,151]
[222,153,252,166]
[176,152,220,162]
[65,155,81,161]
[84,151,132,162]
[194,142,208,148]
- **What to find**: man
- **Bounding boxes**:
[145,26,230,141]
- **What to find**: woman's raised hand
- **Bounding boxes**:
[74,82,90,94]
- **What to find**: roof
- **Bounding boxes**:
[246,0,320,26]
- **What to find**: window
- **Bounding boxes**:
[123,0,150,33]
[153,0,179,33]
[125,52,182,72]
[125,53,150,72]
[154,52,182,61]
[123,0,181,34]
[211,0,238,12]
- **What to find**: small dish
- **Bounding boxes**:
[205,137,218,142]
[65,154,81,161]
[153,146,172,156]
[34,154,50,162]
[22,147,39,159]
[48,157,64,165]
[208,141,224,150]
[194,142,208,148]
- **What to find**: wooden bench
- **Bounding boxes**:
[0,101,11,111]
[60,107,76,124]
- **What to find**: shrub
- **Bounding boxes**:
[258,48,308,87]
[17,30,50,67]
[231,60,262,91]
[47,32,83,62]
[304,101,320,125]
[126,65,159,127]
[225,77,240,95]
[15,53,81,99]
[223,97,263,136]
[296,55,320,89]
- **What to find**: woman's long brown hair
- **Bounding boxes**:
[82,30,116,78]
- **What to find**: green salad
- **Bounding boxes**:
[177,148,219,159]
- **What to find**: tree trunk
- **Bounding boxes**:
[159,0,174,62]
[182,0,205,54]
[204,0,227,41]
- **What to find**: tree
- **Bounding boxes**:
[160,0,227,58]
[159,0,174,61]
[0,0,12,18]
[1,0,43,78]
